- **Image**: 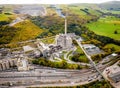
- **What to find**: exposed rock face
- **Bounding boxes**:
[14,5,47,16]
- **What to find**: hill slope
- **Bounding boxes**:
[11,20,43,43]
[0,20,43,46]
[98,1,120,11]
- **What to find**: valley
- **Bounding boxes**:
[0,1,120,88]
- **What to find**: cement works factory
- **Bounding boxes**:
[0,16,75,71]
[0,14,120,88]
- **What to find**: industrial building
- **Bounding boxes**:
[35,16,73,57]
[55,16,72,49]
[0,11,74,72]
[82,44,104,55]
[55,34,72,49]
[108,71,120,83]
[17,56,29,71]
[0,59,17,71]
[107,62,120,83]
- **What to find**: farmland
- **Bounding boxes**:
[86,16,120,40]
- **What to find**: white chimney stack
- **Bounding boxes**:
[65,16,67,35]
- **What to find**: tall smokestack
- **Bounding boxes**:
[65,16,67,35]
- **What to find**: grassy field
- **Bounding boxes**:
[76,46,89,63]
[67,5,102,18]
[86,16,120,40]
[102,10,120,14]
[0,14,9,21]
[41,37,55,44]
[68,6,87,15]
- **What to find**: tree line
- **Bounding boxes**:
[32,57,88,69]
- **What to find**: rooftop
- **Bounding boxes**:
[109,65,120,75]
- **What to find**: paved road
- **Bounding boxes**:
[75,39,107,79]
[75,38,112,88]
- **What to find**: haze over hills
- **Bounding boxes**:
[70,1,120,11]
[98,1,120,10]
[1,1,120,13]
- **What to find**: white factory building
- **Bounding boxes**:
[17,55,29,71]
[55,34,72,49]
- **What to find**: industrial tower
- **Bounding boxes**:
[55,14,72,49]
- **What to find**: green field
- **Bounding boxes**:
[41,37,55,44]
[0,13,15,21]
[68,6,86,15]
[75,46,89,63]
[102,10,120,14]
[86,16,120,40]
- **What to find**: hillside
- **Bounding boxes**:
[11,20,43,43]
[98,1,120,11]
[0,20,43,47]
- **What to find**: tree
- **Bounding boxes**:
[114,30,118,34]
